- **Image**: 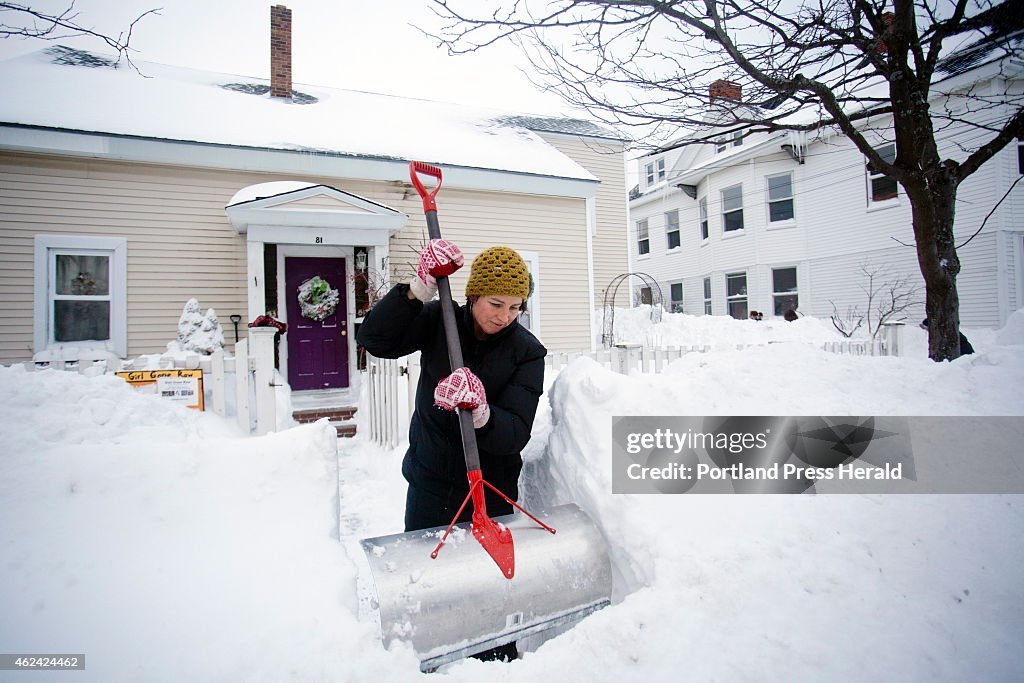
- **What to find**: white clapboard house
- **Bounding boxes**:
[0,5,629,419]
[628,31,1022,329]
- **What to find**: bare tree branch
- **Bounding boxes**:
[0,2,161,71]
[427,0,1021,361]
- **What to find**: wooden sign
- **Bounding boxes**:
[115,369,205,411]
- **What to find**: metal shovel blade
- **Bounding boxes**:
[359,503,612,671]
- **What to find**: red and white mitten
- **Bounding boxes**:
[410,239,464,302]
[434,367,490,428]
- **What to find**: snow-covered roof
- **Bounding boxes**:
[494,114,623,140]
[0,46,613,183]
[664,132,788,187]
[227,181,319,207]
[936,28,1024,79]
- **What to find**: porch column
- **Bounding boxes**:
[370,243,391,289]
[247,240,266,322]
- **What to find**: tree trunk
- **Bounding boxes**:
[906,173,962,361]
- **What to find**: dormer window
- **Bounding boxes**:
[716,130,743,154]
[645,158,666,186]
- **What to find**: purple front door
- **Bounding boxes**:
[285,257,349,391]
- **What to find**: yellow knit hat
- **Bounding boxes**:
[465,246,531,300]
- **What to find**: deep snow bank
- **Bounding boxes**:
[518,339,1024,681]
[1,364,239,451]
[0,367,415,681]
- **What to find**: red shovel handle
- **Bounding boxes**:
[410,161,443,213]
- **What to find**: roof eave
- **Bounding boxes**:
[671,133,788,185]
[0,123,601,199]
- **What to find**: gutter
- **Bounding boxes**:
[0,123,601,199]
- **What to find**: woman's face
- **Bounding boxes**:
[471,295,524,337]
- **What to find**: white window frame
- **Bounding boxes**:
[636,219,650,256]
[721,184,745,233]
[665,210,681,251]
[645,158,667,186]
[766,172,795,224]
[715,131,743,153]
[726,271,748,320]
[699,196,709,241]
[34,234,127,357]
[771,266,799,317]
[669,281,684,313]
[703,277,712,315]
[866,142,899,207]
[517,249,542,336]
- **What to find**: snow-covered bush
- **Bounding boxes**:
[176,298,225,355]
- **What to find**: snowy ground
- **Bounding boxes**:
[2,311,1023,682]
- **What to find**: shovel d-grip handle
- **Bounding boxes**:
[410,161,443,213]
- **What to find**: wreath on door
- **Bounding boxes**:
[297,276,340,322]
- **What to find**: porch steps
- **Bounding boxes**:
[291,389,358,438]
[292,407,357,437]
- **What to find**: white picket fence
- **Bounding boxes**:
[363,353,420,449]
[360,322,906,448]
[24,327,282,436]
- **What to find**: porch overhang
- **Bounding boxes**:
[225,182,407,245]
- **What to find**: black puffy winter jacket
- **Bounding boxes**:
[356,283,546,530]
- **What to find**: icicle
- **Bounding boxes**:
[786,130,807,162]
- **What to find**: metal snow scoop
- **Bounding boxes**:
[360,504,612,671]
[356,161,612,670]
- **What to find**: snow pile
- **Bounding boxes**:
[0,364,238,452]
[0,381,412,680]
[1,309,1023,680]
[606,305,855,348]
[174,297,225,355]
[995,307,1024,346]
[519,340,1024,680]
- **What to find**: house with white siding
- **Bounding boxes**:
[0,6,628,411]
[629,37,1023,331]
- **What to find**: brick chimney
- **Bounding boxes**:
[709,79,742,104]
[875,12,895,55]
[270,5,292,99]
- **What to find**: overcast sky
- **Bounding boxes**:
[0,0,577,117]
